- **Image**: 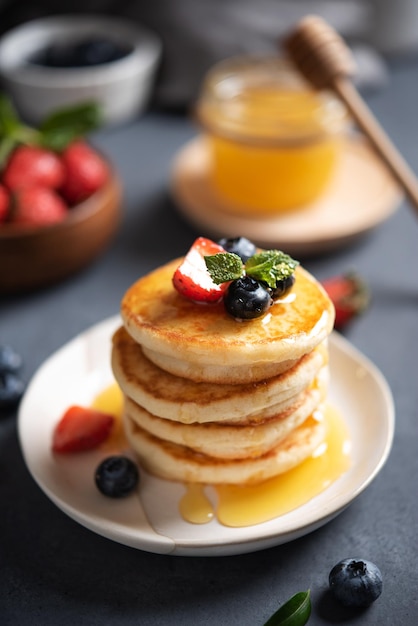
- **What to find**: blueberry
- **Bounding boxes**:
[270,274,296,299]
[329,558,383,607]
[224,276,273,320]
[95,455,139,498]
[217,237,257,263]
[0,345,23,373]
[29,43,76,68]
[74,39,131,66]
[0,372,25,411]
[30,38,131,68]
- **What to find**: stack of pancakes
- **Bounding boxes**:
[111,257,335,485]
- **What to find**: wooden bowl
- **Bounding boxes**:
[0,169,122,294]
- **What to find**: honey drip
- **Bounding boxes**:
[91,383,128,451]
[179,485,214,524]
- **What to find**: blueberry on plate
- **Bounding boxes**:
[95,455,139,498]
[217,237,257,263]
[0,371,25,411]
[224,276,273,320]
[329,558,383,607]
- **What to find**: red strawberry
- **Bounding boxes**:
[60,140,109,204]
[11,186,68,226]
[321,272,370,330]
[173,236,231,303]
[2,145,65,190]
[52,405,115,453]
[0,184,10,222]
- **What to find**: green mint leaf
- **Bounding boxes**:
[0,94,21,137]
[0,94,40,165]
[204,252,244,285]
[38,101,102,151]
[263,590,311,626]
[245,250,299,289]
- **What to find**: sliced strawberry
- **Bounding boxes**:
[172,237,230,303]
[52,405,115,453]
[321,272,370,330]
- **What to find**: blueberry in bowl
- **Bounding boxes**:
[0,15,162,125]
[29,37,133,68]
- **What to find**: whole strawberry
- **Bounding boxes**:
[60,140,109,204]
[2,145,65,190]
[321,272,370,330]
[0,184,10,222]
[11,186,68,226]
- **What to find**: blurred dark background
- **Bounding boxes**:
[1,0,407,112]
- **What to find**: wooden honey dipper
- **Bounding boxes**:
[284,14,418,212]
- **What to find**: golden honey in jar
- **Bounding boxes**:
[196,56,348,215]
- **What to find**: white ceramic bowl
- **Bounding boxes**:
[0,15,162,125]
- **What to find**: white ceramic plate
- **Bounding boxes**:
[18,316,394,556]
[171,135,402,257]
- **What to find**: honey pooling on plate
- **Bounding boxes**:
[92,385,351,526]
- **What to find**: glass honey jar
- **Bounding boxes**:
[195,55,348,215]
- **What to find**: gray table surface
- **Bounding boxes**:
[1,56,418,625]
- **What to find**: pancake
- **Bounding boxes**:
[111,326,328,424]
[141,346,299,384]
[115,241,335,486]
[120,260,335,372]
[123,385,323,459]
[123,410,327,485]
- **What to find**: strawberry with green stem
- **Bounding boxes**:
[0,95,108,224]
[0,95,102,164]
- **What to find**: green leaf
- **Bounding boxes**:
[0,135,16,167]
[0,94,21,137]
[263,590,311,626]
[0,94,40,166]
[204,252,244,284]
[38,101,102,151]
[245,250,299,288]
